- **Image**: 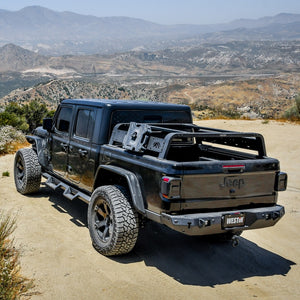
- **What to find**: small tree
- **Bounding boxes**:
[23,100,48,132]
[4,102,24,115]
[0,103,28,131]
[0,100,52,132]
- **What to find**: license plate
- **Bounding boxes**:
[223,213,245,228]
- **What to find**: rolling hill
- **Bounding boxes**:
[1,41,299,75]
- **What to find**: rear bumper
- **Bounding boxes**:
[150,205,285,236]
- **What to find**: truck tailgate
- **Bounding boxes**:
[181,171,276,199]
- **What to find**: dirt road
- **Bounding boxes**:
[0,120,299,299]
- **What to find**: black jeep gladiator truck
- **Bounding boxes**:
[14,99,287,256]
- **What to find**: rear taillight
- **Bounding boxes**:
[223,164,245,173]
[275,172,288,191]
[161,176,181,199]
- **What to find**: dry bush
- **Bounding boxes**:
[0,211,34,299]
[0,126,29,156]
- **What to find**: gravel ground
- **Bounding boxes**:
[0,120,299,299]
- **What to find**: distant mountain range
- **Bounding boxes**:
[0,6,300,55]
[1,41,299,75]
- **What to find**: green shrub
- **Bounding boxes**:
[0,111,28,132]
[284,95,300,121]
[262,120,269,124]
[0,100,50,133]
[295,95,300,114]
[2,171,10,177]
[284,105,300,121]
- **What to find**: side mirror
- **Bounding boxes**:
[43,118,53,132]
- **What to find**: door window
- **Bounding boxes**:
[74,109,95,140]
[55,107,73,133]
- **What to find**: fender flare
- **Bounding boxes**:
[26,135,41,147]
[94,165,145,214]
[26,135,48,167]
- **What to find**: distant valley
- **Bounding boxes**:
[0,41,299,119]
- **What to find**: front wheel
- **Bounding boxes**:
[14,148,41,194]
[88,185,139,256]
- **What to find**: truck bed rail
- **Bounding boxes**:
[109,122,266,159]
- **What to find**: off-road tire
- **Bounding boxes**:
[14,148,41,194]
[88,185,139,256]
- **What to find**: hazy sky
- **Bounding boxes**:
[1,0,300,25]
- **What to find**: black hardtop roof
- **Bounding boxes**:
[61,99,190,111]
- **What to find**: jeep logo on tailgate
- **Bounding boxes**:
[220,177,245,190]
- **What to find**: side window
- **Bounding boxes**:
[74,109,95,140]
[55,107,72,133]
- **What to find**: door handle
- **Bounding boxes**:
[78,149,88,157]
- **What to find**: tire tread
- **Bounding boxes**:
[14,148,41,194]
[88,185,139,256]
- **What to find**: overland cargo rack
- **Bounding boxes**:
[109,122,266,160]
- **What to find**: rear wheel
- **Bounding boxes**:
[14,148,41,194]
[88,185,139,256]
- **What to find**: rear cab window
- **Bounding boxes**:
[74,108,96,141]
[110,109,192,133]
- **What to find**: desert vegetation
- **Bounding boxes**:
[169,75,300,120]
[0,211,34,299]
[0,100,54,155]
[1,74,299,121]
[0,126,28,156]
[284,94,300,121]
[0,100,53,132]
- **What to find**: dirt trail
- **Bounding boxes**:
[0,120,299,299]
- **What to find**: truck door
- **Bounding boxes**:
[51,105,73,178]
[68,107,96,190]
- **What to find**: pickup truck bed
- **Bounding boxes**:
[103,122,286,235]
